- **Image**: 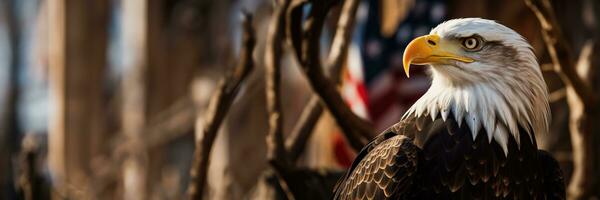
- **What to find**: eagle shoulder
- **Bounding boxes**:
[332,133,419,200]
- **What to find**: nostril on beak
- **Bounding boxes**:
[427,39,436,46]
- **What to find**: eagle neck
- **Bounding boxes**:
[403,74,549,155]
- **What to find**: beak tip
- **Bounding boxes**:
[403,61,411,78]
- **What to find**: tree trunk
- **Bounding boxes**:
[144,1,204,196]
[0,0,21,196]
[120,0,151,199]
[47,0,109,198]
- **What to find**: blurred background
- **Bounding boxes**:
[0,0,599,199]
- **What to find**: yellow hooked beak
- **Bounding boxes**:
[402,34,474,77]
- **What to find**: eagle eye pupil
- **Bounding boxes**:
[463,37,479,50]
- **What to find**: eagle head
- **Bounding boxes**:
[402,18,550,154]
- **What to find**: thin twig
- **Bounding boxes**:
[186,13,256,200]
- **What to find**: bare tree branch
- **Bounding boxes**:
[264,1,309,199]
[187,13,256,200]
[563,44,599,200]
[286,0,307,62]
[525,0,597,107]
[325,0,360,80]
[564,39,600,200]
[266,0,292,170]
[295,0,372,151]
[285,0,363,161]
[285,96,322,162]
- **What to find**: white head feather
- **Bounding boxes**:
[403,18,550,155]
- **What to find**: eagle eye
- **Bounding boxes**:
[461,36,483,51]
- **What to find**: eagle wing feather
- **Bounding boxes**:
[332,133,419,200]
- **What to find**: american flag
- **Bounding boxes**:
[345,0,447,131]
[335,0,447,167]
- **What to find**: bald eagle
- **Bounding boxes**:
[333,18,565,199]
